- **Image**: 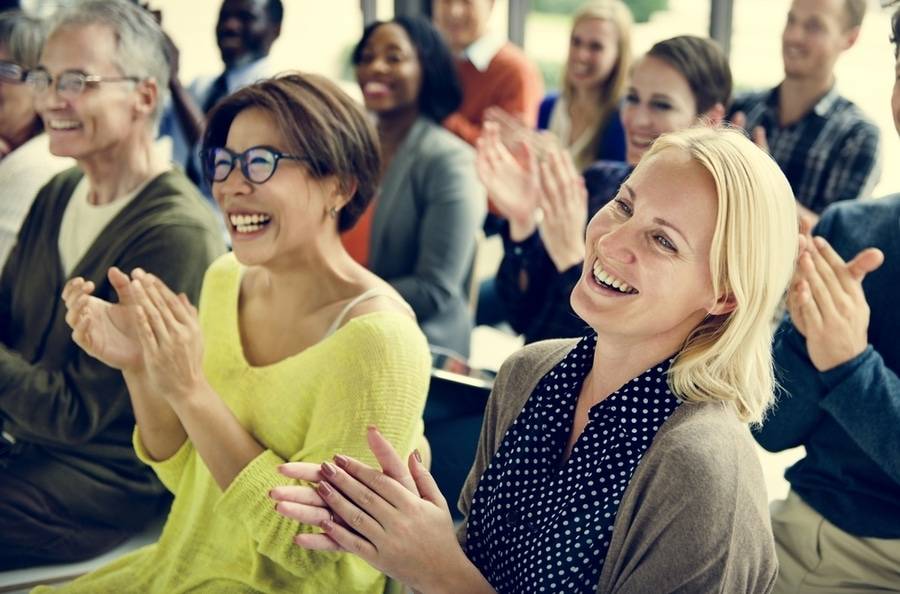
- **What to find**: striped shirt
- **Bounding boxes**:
[730,85,880,214]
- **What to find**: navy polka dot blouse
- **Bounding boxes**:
[464,333,681,593]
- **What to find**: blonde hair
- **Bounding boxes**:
[643,127,798,425]
[561,0,633,170]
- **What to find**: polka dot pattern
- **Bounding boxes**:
[465,333,680,593]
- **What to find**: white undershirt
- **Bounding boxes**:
[57,176,152,276]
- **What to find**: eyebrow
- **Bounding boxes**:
[621,183,692,249]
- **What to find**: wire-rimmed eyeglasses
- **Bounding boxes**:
[25,67,140,98]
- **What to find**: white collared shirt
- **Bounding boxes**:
[461,32,507,72]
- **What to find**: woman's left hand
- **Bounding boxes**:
[130,268,207,404]
[537,144,588,273]
[284,429,470,593]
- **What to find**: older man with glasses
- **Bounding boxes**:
[0,0,224,569]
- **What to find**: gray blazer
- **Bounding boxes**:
[369,118,486,357]
[458,339,778,593]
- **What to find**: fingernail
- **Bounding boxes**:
[333,454,350,468]
[320,462,337,478]
[367,424,379,433]
[813,236,825,248]
[318,481,333,497]
[320,518,333,531]
[413,449,423,463]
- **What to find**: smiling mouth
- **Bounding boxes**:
[229,212,272,234]
[592,260,639,294]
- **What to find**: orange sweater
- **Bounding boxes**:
[443,42,543,146]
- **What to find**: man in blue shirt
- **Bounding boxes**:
[753,5,900,591]
[160,0,283,182]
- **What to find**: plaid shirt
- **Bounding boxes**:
[730,85,881,214]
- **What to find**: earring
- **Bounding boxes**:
[329,206,338,219]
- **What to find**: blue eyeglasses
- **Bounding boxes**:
[203,146,308,184]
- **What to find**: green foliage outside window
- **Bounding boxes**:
[531,0,668,23]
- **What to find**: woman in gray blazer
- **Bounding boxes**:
[347,16,486,357]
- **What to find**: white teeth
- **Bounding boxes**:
[229,213,271,228]
[592,262,636,294]
[48,120,80,130]
[235,224,262,234]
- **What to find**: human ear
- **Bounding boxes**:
[699,103,726,127]
[842,26,860,51]
[134,77,158,121]
[707,292,737,316]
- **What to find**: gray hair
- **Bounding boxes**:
[48,0,170,127]
[0,10,48,69]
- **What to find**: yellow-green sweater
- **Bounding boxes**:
[36,253,431,593]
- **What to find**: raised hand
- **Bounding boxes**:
[129,269,206,403]
[475,121,541,240]
[536,143,588,272]
[787,236,884,371]
[62,267,143,370]
[273,426,423,550]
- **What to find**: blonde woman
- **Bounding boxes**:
[539,0,633,169]
[271,127,798,593]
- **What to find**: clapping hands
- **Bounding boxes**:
[788,235,884,371]
[63,267,206,402]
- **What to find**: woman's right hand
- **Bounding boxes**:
[475,121,541,240]
[62,266,143,371]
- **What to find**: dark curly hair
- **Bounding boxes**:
[351,15,462,123]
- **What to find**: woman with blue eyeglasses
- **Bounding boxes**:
[0,10,70,267]
[57,72,431,593]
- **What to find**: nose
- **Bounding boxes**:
[629,104,652,130]
[594,220,637,267]
[34,82,67,113]
[782,21,802,44]
[216,159,253,196]
[219,15,242,33]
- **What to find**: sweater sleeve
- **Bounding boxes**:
[388,144,486,319]
[602,424,777,594]
[817,346,900,483]
[495,227,583,341]
[0,222,221,446]
[752,319,828,452]
[213,315,431,580]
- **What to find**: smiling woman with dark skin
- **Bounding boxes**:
[342,16,485,357]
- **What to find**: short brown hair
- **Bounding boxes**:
[646,35,733,114]
[842,0,866,30]
[202,73,381,233]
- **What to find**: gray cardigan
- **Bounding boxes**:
[369,117,486,357]
[458,339,778,593]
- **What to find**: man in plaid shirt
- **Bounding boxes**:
[730,0,880,228]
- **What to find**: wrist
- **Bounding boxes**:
[425,547,494,594]
[508,213,538,242]
[813,344,867,373]
[547,244,585,273]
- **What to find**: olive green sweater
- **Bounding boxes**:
[458,339,778,593]
[0,167,225,529]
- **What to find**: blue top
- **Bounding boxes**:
[465,333,680,592]
[538,92,627,163]
[753,194,900,538]
[496,160,632,343]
